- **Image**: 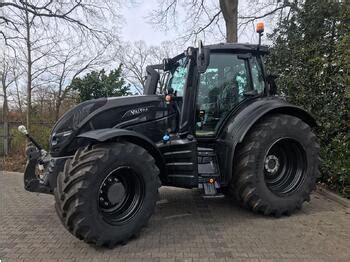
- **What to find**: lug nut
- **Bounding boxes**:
[99,197,104,201]
[104,201,109,206]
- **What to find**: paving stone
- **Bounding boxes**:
[0,171,350,261]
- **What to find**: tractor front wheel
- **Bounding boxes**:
[54,141,160,247]
[232,114,320,217]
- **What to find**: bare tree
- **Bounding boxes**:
[0,0,120,45]
[2,3,60,130]
[1,0,121,131]
[149,0,297,44]
[46,41,114,120]
[1,54,21,117]
[0,52,21,155]
[9,73,25,117]
[149,41,181,63]
[119,40,181,94]
[1,62,10,123]
[149,0,226,43]
[238,0,297,40]
[118,41,151,94]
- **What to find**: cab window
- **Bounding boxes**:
[196,53,250,136]
[251,57,265,94]
[167,57,188,96]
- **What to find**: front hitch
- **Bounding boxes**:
[18,125,52,194]
[24,146,52,194]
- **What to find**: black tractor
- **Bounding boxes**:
[19,26,320,247]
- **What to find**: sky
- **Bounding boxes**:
[121,0,177,45]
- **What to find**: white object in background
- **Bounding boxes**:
[18,125,28,135]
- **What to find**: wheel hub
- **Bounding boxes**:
[263,138,307,196]
[97,166,145,225]
[107,182,126,204]
[99,174,127,210]
[264,155,280,174]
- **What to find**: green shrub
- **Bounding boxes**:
[320,134,350,197]
[268,0,350,197]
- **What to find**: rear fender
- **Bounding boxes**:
[77,128,166,181]
[218,98,316,185]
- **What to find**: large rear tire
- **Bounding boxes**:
[54,141,160,247]
[232,114,320,217]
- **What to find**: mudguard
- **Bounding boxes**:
[78,128,166,179]
[217,97,316,185]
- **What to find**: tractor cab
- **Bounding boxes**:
[145,42,271,136]
[141,42,274,194]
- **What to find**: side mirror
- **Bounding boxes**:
[197,40,209,73]
[163,58,172,71]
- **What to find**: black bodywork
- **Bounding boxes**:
[24,43,316,194]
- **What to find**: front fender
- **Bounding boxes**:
[78,128,166,180]
[78,128,149,142]
[218,97,316,185]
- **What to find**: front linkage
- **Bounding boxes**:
[19,125,65,194]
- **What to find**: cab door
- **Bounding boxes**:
[159,53,199,188]
[196,52,263,137]
[195,52,266,185]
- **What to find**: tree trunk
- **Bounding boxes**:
[2,79,9,155]
[55,97,62,121]
[15,82,23,116]
[25,7,32,132]
[220,0,239,43]
[54,85,67,121]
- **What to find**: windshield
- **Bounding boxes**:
[167,57,188,96]
[156,56,189,96]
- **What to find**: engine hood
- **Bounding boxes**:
[50,95,168,154]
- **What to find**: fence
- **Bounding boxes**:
[0,122,9,156]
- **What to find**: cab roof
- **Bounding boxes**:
[205,43,269,54]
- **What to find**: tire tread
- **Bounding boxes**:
[54,141,160,247]
[231,114,320,216]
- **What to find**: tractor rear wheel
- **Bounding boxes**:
[54,141,160,247]
[232,114,320,217]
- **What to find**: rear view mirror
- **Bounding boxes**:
[197,40,210,73]
[163,58,172,71]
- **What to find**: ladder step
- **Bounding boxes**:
[203,182,217,195]
[199,181,222,197]
[202,194,225,199]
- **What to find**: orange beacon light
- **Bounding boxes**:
[256,22,265,34]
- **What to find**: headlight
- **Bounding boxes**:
[51,130,73,146]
